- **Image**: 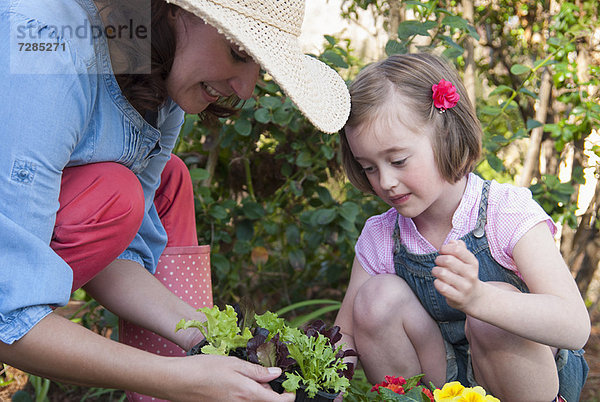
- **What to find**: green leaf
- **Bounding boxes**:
[180,114,198,137]
[282,373,302,393]
[513,128,528,139]
[273,105,294,125]
[11,390,34,402]
[385,40,407,56]
[465,24,480,41]
[285,224,300,244]
[320,144,335,160]
[280,162,292,177]
[189,168,210,181]
[259,95,282,109]
[489,85,514,96]
[404,374,425,389]
[290,180,303,197]
[441,46,464,60]
[556,183,575,195]
[242,201,265,219]
[487,153,505,172]
[379,388,405,400]
[321,50,348,68]
[295,151,313,168]
[241,97,256,110]
[397,20,432,39]
[316,186,334,205]
[526,119,543,130]
[519,87,538,99]
[339,201,360,222]
[442,15,469,30]
[189,305,253,356]
[480,105,502,116]
[491,135,509,145]
[544,175,560,188]
[234,119,252,136]
[312,208,337,225]
[510,64,530,75]
[548,37,561,46]
[209,205,228,220]
[254,108,271,123]
[211,253,231,275]
[275,299,340,316]
[235,219,254,241]
[263,220,278,235]
[288,249,306,270]
[288,304,342,328]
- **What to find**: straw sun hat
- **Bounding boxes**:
[165,0,350,134]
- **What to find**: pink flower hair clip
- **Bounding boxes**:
[432,79,460,113]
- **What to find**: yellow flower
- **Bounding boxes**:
[468,386,500,401]
[434,381,465,401]
[470,387,487,395]
[455,388,486,402]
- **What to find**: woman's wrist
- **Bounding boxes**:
[181,329,205,352]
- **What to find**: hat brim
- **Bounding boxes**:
[166,0,350,133]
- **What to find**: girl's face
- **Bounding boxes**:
[166,11,261,114]
[345,100,456,222]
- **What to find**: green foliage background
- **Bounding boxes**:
[175,0,599,317]
[8,0,599,400]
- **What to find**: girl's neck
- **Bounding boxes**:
[412,175,468,250]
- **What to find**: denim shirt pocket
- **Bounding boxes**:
[118,119,161,174]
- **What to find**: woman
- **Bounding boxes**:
[0,0,350,400]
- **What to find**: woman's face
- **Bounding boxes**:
[166,11,261,114]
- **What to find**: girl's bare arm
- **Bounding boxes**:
[434,222,590,350]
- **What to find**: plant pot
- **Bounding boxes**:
[187,339,247,360]
[295,386,339,402]
[269,374,340,402]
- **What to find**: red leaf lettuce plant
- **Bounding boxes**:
[176,305,356,399]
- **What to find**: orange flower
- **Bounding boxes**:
[371,375,407,395]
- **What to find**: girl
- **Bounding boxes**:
[0,0,349,400]
[335,53,589,402]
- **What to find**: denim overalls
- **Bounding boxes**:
[393,181,588,401]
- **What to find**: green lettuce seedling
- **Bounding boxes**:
[254,313,355,398]
[175,305,252,356]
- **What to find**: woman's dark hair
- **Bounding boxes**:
[115,0,239,119]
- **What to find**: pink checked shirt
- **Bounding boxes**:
[355,173,556,277]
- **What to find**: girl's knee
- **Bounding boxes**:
[353,275,418,329]
[465,316,505,349]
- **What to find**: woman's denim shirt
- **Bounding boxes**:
[0,0,185,343]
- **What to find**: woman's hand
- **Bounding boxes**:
[0,313,293,402]
[432,240,483,312]
[161,354,295,401]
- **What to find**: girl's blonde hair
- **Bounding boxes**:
[341,52,482,194]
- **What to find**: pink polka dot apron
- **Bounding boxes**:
[119,245,213,401]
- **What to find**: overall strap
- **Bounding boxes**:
[472,180,491,238]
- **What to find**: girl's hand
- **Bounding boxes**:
[162,354,295,401]
[432,240,483,312]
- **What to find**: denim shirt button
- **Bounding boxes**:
[18,169,29,179]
